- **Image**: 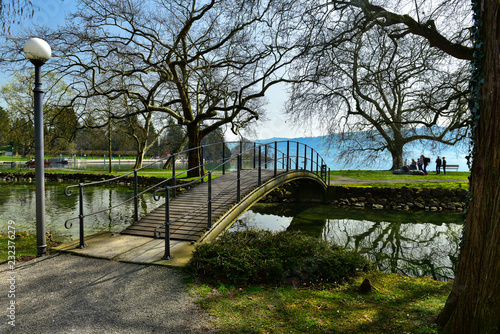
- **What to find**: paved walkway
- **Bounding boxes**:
[55,231,195,267]
[0,253,216,333]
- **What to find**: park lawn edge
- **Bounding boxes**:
[189,271,452,334]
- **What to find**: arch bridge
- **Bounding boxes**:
[64,141,330,260]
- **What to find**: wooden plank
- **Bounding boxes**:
[121,169,286,241]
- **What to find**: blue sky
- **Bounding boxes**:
[1,0,299,141]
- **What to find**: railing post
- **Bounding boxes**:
[316,152,319,175]
[172,153,176,198]
[282,152,285,170]
[222,143,226,175]
[208,172,212,229]
[253,142,256,169]
[237,150,241,202]
[201,146,204,183]
[163,187,172,259]
[77,184,87,248]
[133,169,139,222]
[296,142,299,170]
[239,141,243,169]
[286,141,290,172]
[274,141,277,177]
[258,145,262,186]
[304,145,307,170]
[264,144,268,169]
[311,147,314,171]
[328,167,331,185]
[322,158,325,181]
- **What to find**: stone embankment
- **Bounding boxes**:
[262,183,468,211]
[0,171,192,190]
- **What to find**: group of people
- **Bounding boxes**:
[404,155,447,175]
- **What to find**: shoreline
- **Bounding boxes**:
[1,171,468,212]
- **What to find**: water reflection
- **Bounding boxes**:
[231,204,462,280]
[0,182,160,241]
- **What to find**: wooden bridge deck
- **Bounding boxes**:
[121,169,283,241]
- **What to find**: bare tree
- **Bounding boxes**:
[328,0,473,60]
[287,25,469,169]
[32,0,299,176]
[435,0,500,331]
[0,0,37,33]
[288,0,500,331]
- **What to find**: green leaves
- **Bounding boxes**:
[188,229,371,286]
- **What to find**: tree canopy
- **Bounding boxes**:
[30,0,300,173]
[287,21,469,169]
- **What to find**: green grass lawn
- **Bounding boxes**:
[0,231,60,263]
[342,181,469,190]
[330,170,470,180]
[191,271,451,333]
[2,167,470,189]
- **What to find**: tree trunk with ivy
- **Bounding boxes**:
[436,0,500,332]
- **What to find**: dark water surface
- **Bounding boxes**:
[0,181,159,242]
[230,203,463,280]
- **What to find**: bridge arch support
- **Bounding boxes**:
[200,170,327,243]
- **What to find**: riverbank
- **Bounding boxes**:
[262,180,468,211]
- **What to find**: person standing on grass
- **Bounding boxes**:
[421,155,429,175]
[436,156,442,174]
[442,157,447,175]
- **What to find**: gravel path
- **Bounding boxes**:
[0,253,216,333]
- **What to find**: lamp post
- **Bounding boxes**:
[23,38,51,257]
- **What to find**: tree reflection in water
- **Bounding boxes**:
[231,203,462,281]
[322,219,461,281]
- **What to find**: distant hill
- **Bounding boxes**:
[256,136,470,171]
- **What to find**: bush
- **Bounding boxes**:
[188,229,371,286]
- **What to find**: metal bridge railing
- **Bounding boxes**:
[63,140,330,251]
[152,140,330,259]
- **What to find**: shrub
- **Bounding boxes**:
[188,229,371,286]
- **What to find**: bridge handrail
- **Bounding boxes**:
[152,140,330,258]
[63,140,329,250]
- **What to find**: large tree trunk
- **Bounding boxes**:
[436,1,500,332]
[134,147,145,169]
[389,142,404,170]
[186,124,205,178]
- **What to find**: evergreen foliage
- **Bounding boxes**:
[189,229,371,286]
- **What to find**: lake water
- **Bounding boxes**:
[230,203,463,281]
[1,182,463,280]
[0,181,160,242]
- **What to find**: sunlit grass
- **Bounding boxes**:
[329,170,469,180]
[0,231,60,263]
[343,181,469,190]
[191,271,451,334]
